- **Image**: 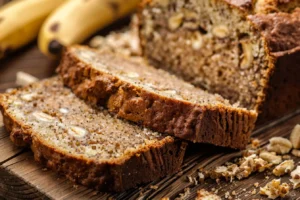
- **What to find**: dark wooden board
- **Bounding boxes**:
[1,1,300,200]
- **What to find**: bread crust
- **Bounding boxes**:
[248,9,300,53]
[138,0,300,123]
[225,0,300,13]
[57,46,257,149]
[248,8,300,122]
[0,80,187,192]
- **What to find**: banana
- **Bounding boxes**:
[38,0,140,57]
[0,0,66,59]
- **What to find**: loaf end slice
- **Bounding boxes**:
[58,46,257,149]
[0,77,187,192]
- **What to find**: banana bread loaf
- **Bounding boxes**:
[0,77,187,192]
[139,0,300,122]
[58,46,257,149]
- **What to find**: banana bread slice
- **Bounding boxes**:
[139,0,300,122]
[57,46,257,149]
[0,77,187,192]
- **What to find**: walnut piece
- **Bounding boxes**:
[168,13,184,31]
[259,179,290,199]
[272,160,295,176]
[90,15,141,57]
[191,32,203,50]
[267,137,292,154]
[198,172,205,183]
[176,187,190,200]
[236,154,270,180]
[196,189,221,200]
[291,149,300,157]
[251,138,260,149]
[240,42,253,69]
[259,151,282,164]
[290,124,300,149]
[290,166,300,189]
[212,25,229,38]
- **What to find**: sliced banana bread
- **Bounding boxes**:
[58,46,257,149]
[0,77,187,192]
[139,0,300,122]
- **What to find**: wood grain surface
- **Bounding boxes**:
[1,1,300,200]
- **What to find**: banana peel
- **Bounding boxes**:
[0,0,66,59]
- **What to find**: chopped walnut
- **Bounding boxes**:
[187,175,193,183]
[251,138,261,149]
[272,160,295,176]
[90,15,141,57]
[168,13,184,30]
[291,149,300,157]
[290,166,300,189]
[196,189,221,200]
[224,191,231,199]
[236,155,256,180]
[290,124,300,149]
[198,172,205,183]
[254,182,259,188]
[210,166,228,179]
[242,149,259,157]
[259,151,282,164]
[282,155,291,160]
[251,188,257,195]
[210,164,239,182]
[267,137,292,154]
[236,154,270,180]
[193,177,198,185]
[212,25,229,38]
[176,187,190,200]
[259,179,290,199]
[186,175,199,186]
[254,157,271,172]
[150,185,158,190]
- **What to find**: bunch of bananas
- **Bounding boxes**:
[0,0,140,59]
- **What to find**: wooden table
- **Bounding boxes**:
[1,2,300,200]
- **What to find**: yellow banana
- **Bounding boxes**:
[0,0,66,59]
[38,0,140,57]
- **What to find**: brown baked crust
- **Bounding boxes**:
[57,46,257,149]
[225,0,300,13]
[248,8,300,53]
[257,50,300,122]
[138,0,300,124]
[0,83,187,192]
[248,8,300,122]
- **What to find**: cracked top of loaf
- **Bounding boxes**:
[248,8,300,55]
[224,0,300,13]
